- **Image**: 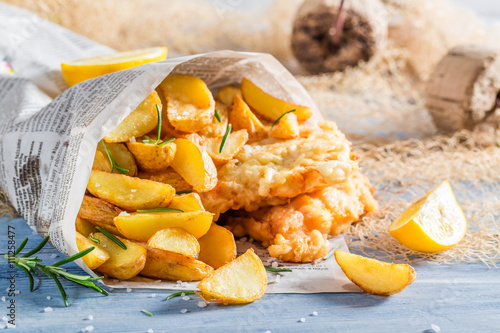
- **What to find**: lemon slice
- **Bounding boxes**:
[61,47,167,86]
[388,180,467,252]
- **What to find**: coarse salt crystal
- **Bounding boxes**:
[431,324,441,332]
[1,296,5,302]
[1,316,7,321]
[240,237,248,242]
[197,301,208,308]
[312,311,318,316]
[88,315,94,320]
[147,329,153,333]
[177,280,182,284]
[154,280,162,284]
[51,254,58,258]
[299,318,306,323]
[180,293,185,297]
[14,290,20,294]
[129,137,136,143]
[83,325,94,332]
[126,288,132,293]
[118,211,130,217]
[271,262,278,268]
[151,293,156,298]
[182,296,190,301]
[95,183,100,187]
[46,296,51,300]
[44,307,53,312]
[265,331,271,333]
[109,287,114,291]
[275,275,281,283]
[0,323,5,329]
[130,189,137,193]
[181,282,189,287]
[242,145,252,153]
[180,309,188,314]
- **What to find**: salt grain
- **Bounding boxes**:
[312,311,318,316]
[130,189,137,193]
[95,183,100,187]
[151,293,156,298]
[197,301,208,308]
[271,262,278,268]
[14,290,20,294]
[129,137,136,143]
[51,254,58,259]
[1,296,5,302]
[275,275,281,283]
[299,318,306,323]
[83,325,94,332]
[181,282,189,288]
[431,324,441,332]
[180,309,188,314]
[242,145,252,153]
[88,315,94,320]
[147,329,153,333]
[176,280,182,284]
[154,280,162,284]
[44,307,53,312]
[46,296,51,300]
[265,331,271,333]
[182,296,190,301]
[118,211,130,217]
[180,293,185,297]
[126,288,132,293]
[2,316,7,321]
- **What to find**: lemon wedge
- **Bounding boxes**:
[61,47,167,86]
[388,180,467,252]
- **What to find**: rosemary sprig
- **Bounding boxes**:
[264,266,292,273]
[271,109,296,130]
[102,141,129,174]
[5,236,108,307]
[141,309,154,316]
[89,233,100,244]
[214,109,222,123]
[164,290,196,301]
[175,190,192,195]
[219,124,232,153]
[141,105,175,145]
[137,208,184,213]
[95,227,127,250]
[322,245,341,261]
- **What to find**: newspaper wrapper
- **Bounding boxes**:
[0,3,359,293]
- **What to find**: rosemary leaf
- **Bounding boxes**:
[96,227,127,250]
[214,109,222,123]
[89,233,100,244]
[264,266,292,273]
[22,236,49,258]
[158,138,175,146]
[270,109,296,130]
[137,208,184,213]
[14,262,34,292]
[141,309,154,316]
[155,104,162,144]
[322,245,341,261]
[219,124,232,153]
[52,247,95,267]
[14,238,28,255]
[102,140,129,174]
[164,290,196,301]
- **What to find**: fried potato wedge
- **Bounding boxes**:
[334,250,416,296]
[93,233,147,280]
[147,227,200,258]
[97,141,137,176]
[137,168,192,192]
[216,85,242,107]
[126,141,176,173]
[241,78,313,122]
[87,170,175,211]
[103,91,160,142]
[203,129,249,163]
[197,248,266,303]
[198,224,236,269]
[114,210,213,241]
[92,150,112,173]
[199,101,229,138]
[159,74,214,133]
[75,231,110,270]
[170,138,217,192]
[75,216,97,237]
[270,112,299,139]
[139,243,214,281]
[78,195,123,236]
[168,193,205,212]
[229,95,266,136]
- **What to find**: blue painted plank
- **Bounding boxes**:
[1,217,499,333]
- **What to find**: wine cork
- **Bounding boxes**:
[425,44,500,135]
[291,0,387,74]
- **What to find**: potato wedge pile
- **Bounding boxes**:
[76,75,312,303]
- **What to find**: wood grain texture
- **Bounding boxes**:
[1,217,499,333]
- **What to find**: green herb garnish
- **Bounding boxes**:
[5,236,108,307]
[95,227,127,250]
[264,266,292,273]
[214,109,222,123]
[270,109,296,130]
[102,141,129,174]
[136,208,184,213]
[141,309,154,316]
[164,290,196,301]
[141,104,174,145]
[219,124,232,153]
[322,245,341,261]
[175,190,192,195]
[89,233,100,244]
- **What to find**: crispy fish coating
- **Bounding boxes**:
[225,173,377,262]
[200,122,358,218]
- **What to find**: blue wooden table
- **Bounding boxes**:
[1,216,499,333]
